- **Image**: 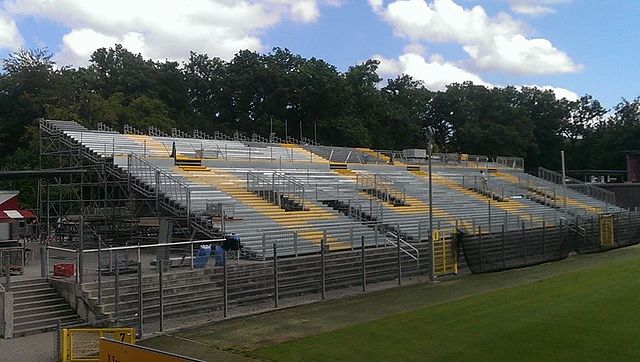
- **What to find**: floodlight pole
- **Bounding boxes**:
[561,150,567,219]
[424,126,435,281]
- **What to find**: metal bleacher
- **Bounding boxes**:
[42,120,622,258]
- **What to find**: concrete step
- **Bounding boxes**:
[14,303,71,318]
[13,297,68,311]
[13,316,85,338]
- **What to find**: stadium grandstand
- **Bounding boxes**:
[1,118,636,341]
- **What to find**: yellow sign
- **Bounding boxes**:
[99,338,202,362]
[61,328,136,361]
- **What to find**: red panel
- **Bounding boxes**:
[0,196,19,210]
[627,155,640,183]
[53,263,75,277]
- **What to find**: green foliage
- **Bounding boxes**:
[0,44,636,200]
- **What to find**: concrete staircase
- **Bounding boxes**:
[10,278,84,337]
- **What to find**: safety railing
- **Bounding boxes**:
[496,156,524,170]
[127,154,192,221]
[247,171,306,210]
[123,124,143,135]
[96,123,116,133]
[147,125,168,137]
[356,173,408,206]
[538,167,616,206]
[171,128,190,138]
[384,230,420,268]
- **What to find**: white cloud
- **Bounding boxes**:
[506,0,571,16]
[370,0,580,75]
[0,10,21,49]
[290,1,320,22]
[4,0,338,66]
[527,85,579,101]
[374,52,490,91]
[374,52,578,101]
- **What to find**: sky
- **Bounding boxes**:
[0,0,638,108]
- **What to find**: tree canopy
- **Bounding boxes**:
[2,46,640,207]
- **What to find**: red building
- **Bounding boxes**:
[0,191,35,241]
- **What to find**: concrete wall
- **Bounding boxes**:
[49,279,99,323]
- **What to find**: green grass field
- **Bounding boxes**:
[142,246,640,361]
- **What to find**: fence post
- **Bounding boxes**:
[501,224,506,269]
[3,255,10,290]
[350,227,354,250]
[396,229,402,286]
[521,221,527,263]
[56,320,62,359]
[293,231,298,257]
[273,244,278,308]
[374,224,379,247]
[40,245,47,278]
[2,290,13,339]
[97,245,102,305]
[190,239,194,269]
[223,251,228,318]
[75,251,80,285]
[542,221,547,259]
[361,236,366,292]
[478,226,483,270]
[137,262,143,339]
[114,255,120,324]
[158,259,164,332]
[321,231,326,300]
[261,233,266,262]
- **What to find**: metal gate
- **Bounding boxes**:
[432,228,458,276]
[599,214,614,246]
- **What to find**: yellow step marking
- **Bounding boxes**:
[493,172,603,214]
[125,134,172,157]
[333,169,454,223]
[279,143,329,164]
[411,170,543,225]
[177,166,348,250]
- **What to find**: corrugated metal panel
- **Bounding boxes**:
[0,223,9,240]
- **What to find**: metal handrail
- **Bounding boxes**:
[496,156,524,170]
[148,126,168,137]
[384,231,420,266]
[247,171,306,209]
[128,154,192,221]
[356,173,407,206]
[538,167,615,205]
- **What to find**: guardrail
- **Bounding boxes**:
[127,154,193,231]
[538,167,616,206]
[384,230,420,268]
[247,171,306,210]
[147,126,168,137]
[496,156,524,170]
[356,173,407,206]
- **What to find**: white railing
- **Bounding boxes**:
[384,231,420,268]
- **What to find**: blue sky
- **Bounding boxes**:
[0,0,638,108]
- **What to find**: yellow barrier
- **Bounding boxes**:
[432,228,458,276]
[99,338,201,362]
[599,214,614,246]
[61,328,135,362]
